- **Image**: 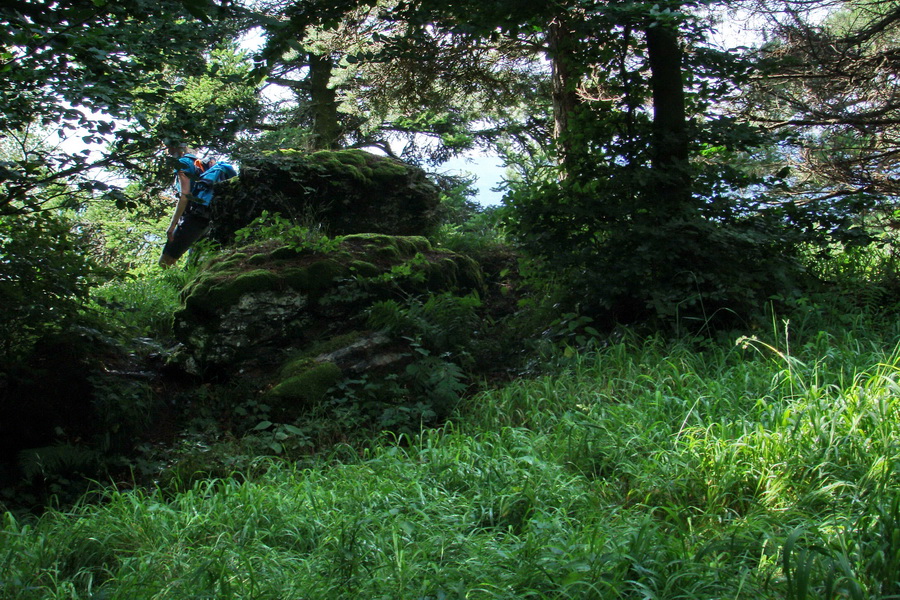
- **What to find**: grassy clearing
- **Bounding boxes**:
[3,312,900,599]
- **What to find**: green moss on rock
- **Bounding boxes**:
[247,252,272,265]
[207,149,442,243]
[282,266,311,290]
[349,260,380,277]
[182,268,280,315]
[270,246,299,260]
[302,331,365,358]
[214,269,279,304]
[205,252,250,274]
[268,361,342,406]
[174,233,486,368]
[343,234,432,257]
[309,149,408,186]
[306,258,349,287]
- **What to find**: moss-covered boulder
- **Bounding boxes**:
[263,331,413,421]
[172,234,483,376]
[208,149,441,244]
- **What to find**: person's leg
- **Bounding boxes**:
[159,214,209,267]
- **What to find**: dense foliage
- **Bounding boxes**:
[0,0,262,213]
[0,212,99,363]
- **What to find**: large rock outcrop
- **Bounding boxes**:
[208,149,441,244]
[171,234,484,419]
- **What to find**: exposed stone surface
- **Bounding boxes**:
[312,331,404,373]
[208,149,441,244]
[179,290,311,375]
[171,235,485,417]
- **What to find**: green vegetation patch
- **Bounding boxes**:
[183,268,280,314]
[301,330,366,358]
[308,149,408,185]
[179,235,482,321]
[348,260,380,278]
[258,149,410,188]
[342,233,433,258]
[304,258,349,289]
[268,360,342,405]
[423,251,483,291]
[6,313,900,598]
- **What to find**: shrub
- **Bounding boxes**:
[0,212,101,363]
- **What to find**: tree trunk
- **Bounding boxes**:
[644,23,691,211]
[547,16,580,175]
[308,52,342,150]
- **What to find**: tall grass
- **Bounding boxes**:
[3,313,900,598]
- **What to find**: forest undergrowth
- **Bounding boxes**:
[3,294,900,599]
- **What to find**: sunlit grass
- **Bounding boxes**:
[88,263,196,339]
[3,314,900,598]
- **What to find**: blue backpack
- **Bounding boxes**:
[184,157,237,206]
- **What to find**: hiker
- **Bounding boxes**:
[159,142,235,267]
